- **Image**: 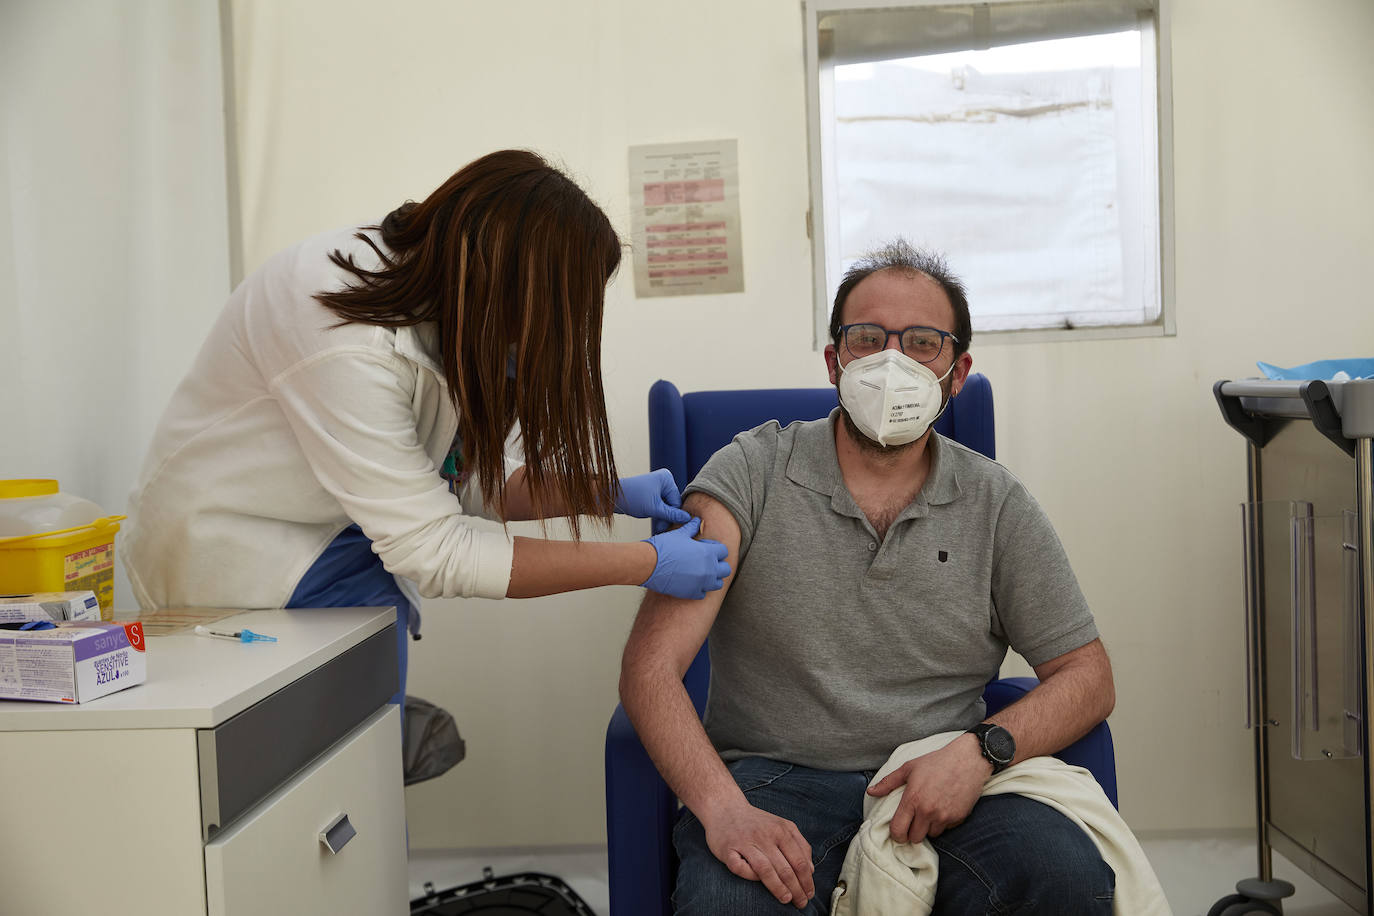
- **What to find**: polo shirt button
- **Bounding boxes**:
[867,542,877,551]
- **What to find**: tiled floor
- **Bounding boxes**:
[1139,832,1356,916]
[408,833,1359,915]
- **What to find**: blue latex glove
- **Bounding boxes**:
[615,469,692,525]
[641,517,732,600]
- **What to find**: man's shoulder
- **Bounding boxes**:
[937,433,1008,479]
[936,434,1034,506]
[722,413,830,462]
[686,414,832,509]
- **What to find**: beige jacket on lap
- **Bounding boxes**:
[832,732,1171,916]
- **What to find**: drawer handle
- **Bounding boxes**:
[320,813,357,854]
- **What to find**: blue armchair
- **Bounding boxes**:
[604,375,1116,916]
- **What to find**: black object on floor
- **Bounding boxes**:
[403,695,465,786]
[409,867,597,915]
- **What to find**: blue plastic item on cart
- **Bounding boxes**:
[1257,358,1374,381]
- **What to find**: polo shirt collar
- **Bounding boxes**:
[785,408,962,511]
[921,432,962,506]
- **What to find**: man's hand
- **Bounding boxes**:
[866,734,989,844]
[702,801,816,909]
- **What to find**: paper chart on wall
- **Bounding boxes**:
[628,139,744,298]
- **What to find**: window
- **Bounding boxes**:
[804,0,1174,343]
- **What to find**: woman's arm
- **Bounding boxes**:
[506,536,656,597]
[506,515,729,599]
[500,466,568,521]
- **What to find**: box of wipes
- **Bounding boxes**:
[0,620,147,703]
[0,590,101,624]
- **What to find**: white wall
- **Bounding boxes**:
[227,0,1374,848]
[0,0,231,609]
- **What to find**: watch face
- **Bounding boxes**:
[984,726,1015,764]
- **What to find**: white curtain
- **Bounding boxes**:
[0,0,231,607]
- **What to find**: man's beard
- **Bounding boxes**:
[837,375,952,456]
[839,406,915,456]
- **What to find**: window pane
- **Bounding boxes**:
[824,21,1161,332]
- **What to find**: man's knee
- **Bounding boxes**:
[674,838,811,915]
[674,865,803,915]
[673,811,823,915]
[1014,820,1115,914]
[932,794,1114,914]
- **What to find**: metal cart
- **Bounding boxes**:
[1214,378,1374,915]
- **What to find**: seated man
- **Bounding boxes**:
[619,240,1117,914]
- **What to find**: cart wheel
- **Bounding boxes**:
[1207,894,1247,916]
[1218,900,1281,916]
[1210,876,1296,915]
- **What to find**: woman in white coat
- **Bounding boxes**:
[124,149,729,701]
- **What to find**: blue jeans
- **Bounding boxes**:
[287,524,412,706]
[672,757,1114,915]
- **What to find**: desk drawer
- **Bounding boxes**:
[204,704,407,916]
[198,623,397,838]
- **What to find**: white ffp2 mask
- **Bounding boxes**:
[837,349,953,447]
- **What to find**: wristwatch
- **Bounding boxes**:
[966,723,1015,774]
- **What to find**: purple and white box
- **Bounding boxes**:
[0,620,147,703]
[0,591,101,624]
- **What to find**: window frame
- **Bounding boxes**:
[802,0,1177,348]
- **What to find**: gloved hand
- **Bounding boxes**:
[642,517,732,600]
[614,469,692,525]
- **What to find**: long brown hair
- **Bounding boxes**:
[315,149,622,536]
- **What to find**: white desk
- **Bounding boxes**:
[0,606,408,916]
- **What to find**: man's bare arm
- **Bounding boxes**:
[619,493,740,817]
[990,637,1115,762]
[619,492,815,909]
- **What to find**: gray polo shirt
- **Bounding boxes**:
[684,410,1098,772]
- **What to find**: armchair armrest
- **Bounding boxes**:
[605,703,675,916]
[983,676,1118,808]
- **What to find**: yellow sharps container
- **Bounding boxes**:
[0,480,126,619]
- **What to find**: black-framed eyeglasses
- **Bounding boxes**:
[838,323,959,364]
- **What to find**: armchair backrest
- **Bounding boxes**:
[649,374,994,501]
[646,374,995,715]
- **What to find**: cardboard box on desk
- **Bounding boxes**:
[0,590,100,624]
[0,620,147,703]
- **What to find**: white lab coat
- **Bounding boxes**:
[124,223,521,611]
[831,732,1172,916]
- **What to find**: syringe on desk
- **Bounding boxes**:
[194,625,277,644]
